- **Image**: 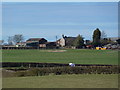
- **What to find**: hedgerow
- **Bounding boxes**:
[14,66,119,77]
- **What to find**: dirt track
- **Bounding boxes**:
[46,50,67,52]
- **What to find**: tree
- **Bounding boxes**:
[116,39,120,44]
[8,36,14,45]
[101,31,107,39]
[101,38,109,46]
[0,40,4,45]
[7,34,24,45]
[100,31,108,46]
[13,34,24,44]
[74,34,84,48]
[92,28,101,47]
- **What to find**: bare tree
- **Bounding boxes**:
[13,34,24,44]
[0,40,4,45]
[7,34,24,45]
[101,31,108,46]
[8,36,14,45]
[101,31,107,39]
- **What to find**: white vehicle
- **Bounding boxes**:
[69,63,75,67]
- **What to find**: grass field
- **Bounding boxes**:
[2,49,118,64]
[2,74,118,88]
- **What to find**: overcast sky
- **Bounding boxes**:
[2,2,118,42]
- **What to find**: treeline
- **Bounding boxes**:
[74,28,120,48]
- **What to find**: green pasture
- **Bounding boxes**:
[2,74,118,88]
[2,49,118,64]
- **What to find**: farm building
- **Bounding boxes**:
[26,38,47,48]
[38,42,57,48]
[46,42,57,49]
[57,35,76,47]
[26,38,57,48]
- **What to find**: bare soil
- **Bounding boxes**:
[46,50,67,52]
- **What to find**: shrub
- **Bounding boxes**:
[15,71,27,77]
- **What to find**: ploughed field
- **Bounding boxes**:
[2,74,118,88]
[2,49,118,65]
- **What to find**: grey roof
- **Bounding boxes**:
[27,38,44,41]
[64,37,76,46]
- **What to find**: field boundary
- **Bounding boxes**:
[1,62,117,67]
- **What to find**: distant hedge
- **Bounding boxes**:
[14,66,119,77]
[2,62,68,67]
[2,62,115,68]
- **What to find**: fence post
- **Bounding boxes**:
[29,64,31,68]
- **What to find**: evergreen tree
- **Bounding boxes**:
[74,34,84,48]
[92,28,101,47]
